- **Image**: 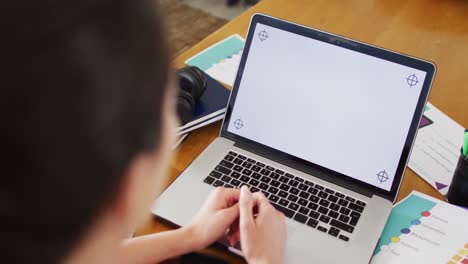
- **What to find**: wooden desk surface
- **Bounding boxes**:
[137,0,468,262]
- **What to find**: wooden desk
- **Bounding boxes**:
[137,0,468,262]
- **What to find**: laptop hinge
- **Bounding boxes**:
[234,141,375,199]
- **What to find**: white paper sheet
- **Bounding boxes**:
[408,102,465,195]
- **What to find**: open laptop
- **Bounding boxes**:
[152,14,436,264]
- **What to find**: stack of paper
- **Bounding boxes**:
[372,191,468,264]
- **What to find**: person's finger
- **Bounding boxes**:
[252,192,272,215]
[211,187,241,209]
[239,186,254,231]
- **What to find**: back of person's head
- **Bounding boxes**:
[2,0,170,262]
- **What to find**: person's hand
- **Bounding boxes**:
[237,186,287,264]
[185,187,240,250]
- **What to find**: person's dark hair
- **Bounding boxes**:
[2,0,170,262]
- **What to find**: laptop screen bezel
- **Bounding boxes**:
[220,14,436,201]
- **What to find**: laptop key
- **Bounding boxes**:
[224,155,235,162]
[243,169,253,176]
[308,188,319,195]
[225,185,234,188]
[256,161,265,167]
[319,215,331,224]
[272,203,294,218]
[339,235,349,242]
[271,180,281,187]
[270,172,280,179]
[233,165,243,172]
[318,191,328,199]
[307,202,318,211]
[250,187,260,193]
[330,219,354,233]
[288,203,299,211]
[215,166,231,175]
[327,195,338,203]
[315,184,324,190]
[260,168,271,176]
[221,175,232,183]
[299,206,310,215]
[240,175,250,182]
[319,199,330,207]
[318,206,329,215]
[203,176,215,184]
[339,215,350,223]
[279,198,289,207]
[287,180,298,188]
[329,203,340,211]
[305,181,314,186]
[269,195,279,203]
[228,151,238,156]
[260,176,271,183]
[309,211,320,219]
[287,194,298,203]
[220,160,234,169]
[279,176,289,183]
[338,199,349,207]
[335,192,345,198]
[356,200,367,207]
[328,227,340,237]
[340,207,351,215]
[259,183,269,191]
[268,186,279,194]
[230,179,241,187]
[348,203,364,213]
[279,184,290,191]
[325,188,335,194]
[210,170,223,179]
[213,180,224,187]
[350,216,359,226]
[252,172,262,180]
[237,155,246,160]
[266,165,275,171]
[243,162,253,169]
[285,173,295,179]
[249,179,259,186]
[307,219,318,228]
[278,190,288,198]
[275,169,284,174]
[247,158,256,163]
[350,211,361,218]
[317,226,328,232]
[293,213,308,224]
[299,191,310,199]
[298,198,308,206]
[294,177,304,182]
[230,171,241,178]
[298,183,308,191]
[328,211,339,219]
[309,195,319,203]
[251,165,262,172]
[345,196,356,203]
[290,188,300,195]
[233,158,243,165]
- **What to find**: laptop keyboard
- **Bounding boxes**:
[203,151,367,242]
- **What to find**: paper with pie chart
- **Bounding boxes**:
[371,191,468,264]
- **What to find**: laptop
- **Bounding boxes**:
[152,14,436,264]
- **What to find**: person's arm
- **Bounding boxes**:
[119,187,241,264]
[119,226,199,263]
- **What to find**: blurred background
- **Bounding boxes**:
[161,0,260,57]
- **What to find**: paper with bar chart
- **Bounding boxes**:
[371,191,468,264]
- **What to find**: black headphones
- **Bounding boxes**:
[176,66,208,125]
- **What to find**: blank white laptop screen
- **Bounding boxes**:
[227,23,428,191]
